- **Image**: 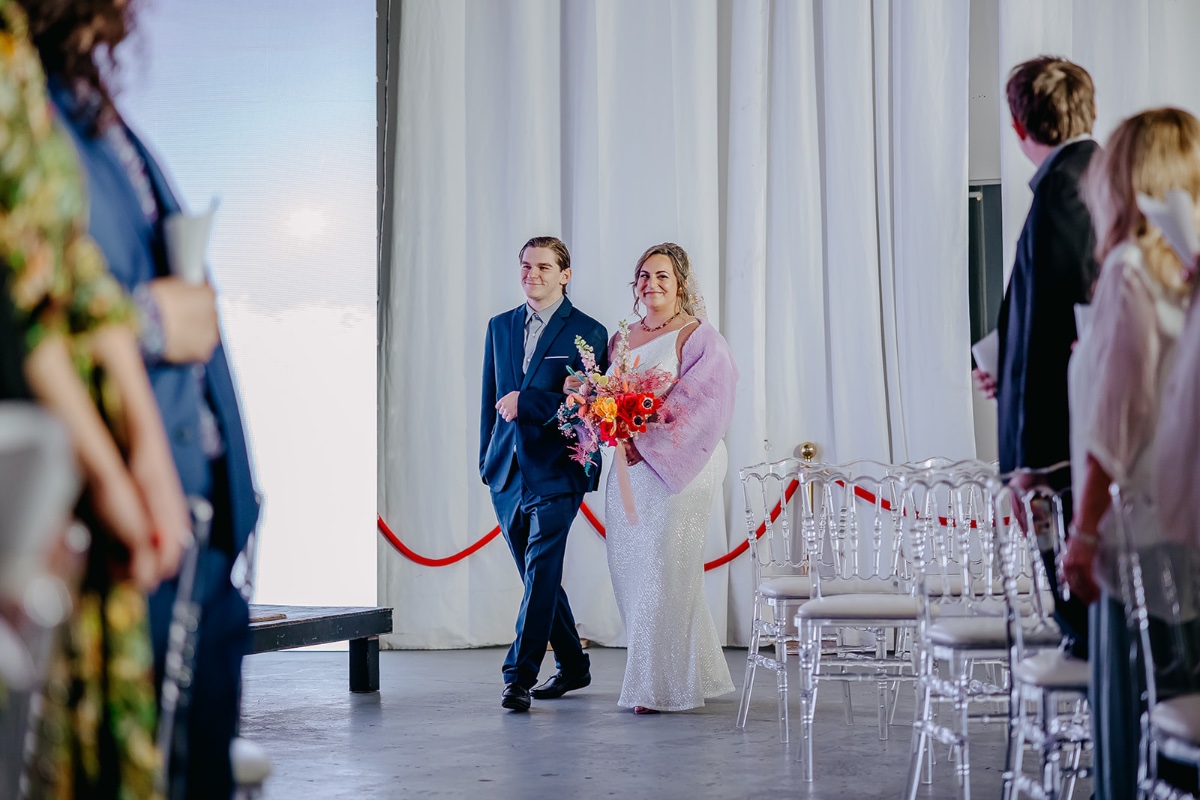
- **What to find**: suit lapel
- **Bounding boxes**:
[520,298,571,390]
[126,128,182,217]
[509,307,526,386]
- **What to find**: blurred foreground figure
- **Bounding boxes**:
[0,0,191,796]
[26,1,263,796]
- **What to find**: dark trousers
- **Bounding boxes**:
[1040,548,1090,658]
[490,470,589,688]
[149,458,249,800]
[1034,483,1090,659]
[1090,595,1200,800]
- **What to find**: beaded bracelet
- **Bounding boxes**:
[1068,524,1099,547]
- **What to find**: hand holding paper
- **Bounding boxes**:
[1137,190,1200,280]
[971,329,999,376]
[971,330,1000,399]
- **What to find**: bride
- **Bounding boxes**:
[604,242,737,714]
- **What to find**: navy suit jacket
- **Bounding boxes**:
[480,297,608,496]
[997,139,1098,477]
[51,81,261,556]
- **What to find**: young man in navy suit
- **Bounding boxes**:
[975,56,1097,658]
[480,236,608,711]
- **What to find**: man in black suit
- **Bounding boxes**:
[480,236,608,711]
[975,56,1097,657]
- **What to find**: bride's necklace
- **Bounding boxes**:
[640,310,680,333]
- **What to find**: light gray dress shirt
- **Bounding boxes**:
[523,296,563,373]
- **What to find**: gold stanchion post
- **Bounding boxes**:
[798,442,817,575]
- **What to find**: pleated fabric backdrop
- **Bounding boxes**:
[378,0,976,649]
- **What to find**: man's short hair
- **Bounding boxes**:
[519,236,571,294]
[519,236,571,273]
[1006,56,1095,146]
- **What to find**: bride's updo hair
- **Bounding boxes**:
[631,242,696,316]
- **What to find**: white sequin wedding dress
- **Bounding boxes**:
[605,324,735,711]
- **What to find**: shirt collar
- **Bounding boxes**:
[1029,134,1093,192]
[526,295,564,323]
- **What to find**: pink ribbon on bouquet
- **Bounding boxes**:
[615,442,639,525]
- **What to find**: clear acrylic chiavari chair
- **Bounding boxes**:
[1109,483,1200,800]
[995,479,1090,800]
[901,465,1023,800]
[736,457,817,744]
[791,460,928,780]
[0,406,80,799]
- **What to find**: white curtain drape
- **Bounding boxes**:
[997,0,1200,281]
[379,0,974,649]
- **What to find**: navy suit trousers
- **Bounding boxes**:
[490,467,590,688]
[149,458,248,800]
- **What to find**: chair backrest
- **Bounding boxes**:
[902,467,1004,624]
[1108,483,1200,719]
[994,480,1063,659]
[741,455,999,599]
[740,458,812,583]
[805,461,908,597]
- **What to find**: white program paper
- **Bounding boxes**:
[1074,303,1093,340]
[1137,190,1200,275]
[971,329,999,376]
[163,197,220,284]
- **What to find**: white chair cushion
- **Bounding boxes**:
[759,576,812,598]
[1011,650,1089,689]
[796,593,920,620]
[927,617,1061,649]
[759,576,899,599]
[922,574,1035,597]
[231,737,273,785]
[1151,694,1200,745]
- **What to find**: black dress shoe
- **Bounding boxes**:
[530,671,591,699]
[501,683,531,711]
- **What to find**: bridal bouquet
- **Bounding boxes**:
[555,321,674,523]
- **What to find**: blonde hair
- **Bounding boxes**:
[631,242,696,316]
[1086,107,1200,297]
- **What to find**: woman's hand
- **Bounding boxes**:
[91,467,159,590]
[128,437,190,583]
[624,439,643,466]
[1062,533,1100,605]
[563,374,583,393]
[92,324,191,582]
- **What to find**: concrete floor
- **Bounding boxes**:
[241,647,1090,799]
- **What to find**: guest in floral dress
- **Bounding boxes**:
[0,0,189,796]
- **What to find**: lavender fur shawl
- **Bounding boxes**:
[635,320,738,494]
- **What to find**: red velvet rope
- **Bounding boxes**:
[377,516,503,567]
[377,479,801,571]
[376,475,1003,568]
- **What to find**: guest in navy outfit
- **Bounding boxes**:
[975,56,1097,658]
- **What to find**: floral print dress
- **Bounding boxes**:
[0,1,162,797]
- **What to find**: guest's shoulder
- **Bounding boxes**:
[1051,138,1100,175]
[486,305,522,329]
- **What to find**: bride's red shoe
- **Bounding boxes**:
[632,706,660,715]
